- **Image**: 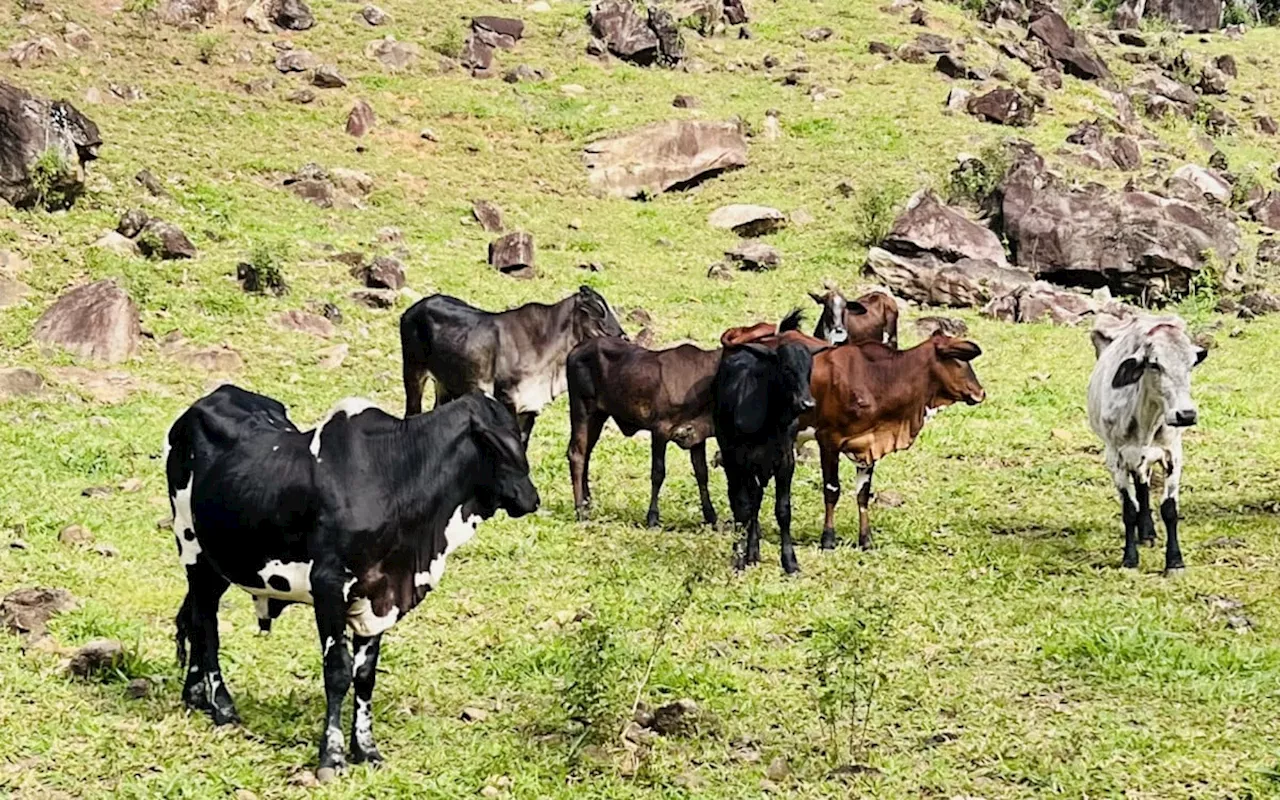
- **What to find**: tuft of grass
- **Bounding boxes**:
[852,184,907,248]
[805,600,891,769]
[27,149,74,211]
[431,26,464,60]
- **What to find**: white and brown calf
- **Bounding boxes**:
[1087,314,1207,574]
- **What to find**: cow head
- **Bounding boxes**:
[737,340,819,417]
[573,286,626,342]
[809,284,868,346]
[931,336,986,406]
[1111,322,1206,427]
[469,396,540,518]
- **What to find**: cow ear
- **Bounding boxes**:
[1194,348,1208,367]
[1111,356,1147,388]
[846,301,869,316]
[809,291,825,305]
[938,340,982,362]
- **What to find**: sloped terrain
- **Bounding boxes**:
[4,0,1280,797]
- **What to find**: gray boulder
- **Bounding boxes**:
[883,190,1010,267]
[1146,0,1222,31]
[1028,8,1110,80]
[0,81,101,210]
[865,249,1033,307]
[584,120,747,199]
[33,280,141,364]
[489,232,535,278]
[708,204,786,236]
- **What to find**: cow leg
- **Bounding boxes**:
[1112,468,1140,569]
[1133,469,1157,547]
[726,468,754,571]
[349,634,384,765]
[775,453,799,575]
[402,363,428,416]
[690,442,717,526]
[313,570,354,777]
[819,442,841,550]
[856,464,875,550]
[646,435,668,529]
[1161,440,1186,575]
[569,412,607,520]
[745,476,765,566]
[178,559,238,725]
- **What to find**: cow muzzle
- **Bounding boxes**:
[1169,408,1198,427]
[965,388,986,405]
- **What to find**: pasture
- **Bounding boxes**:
[3,0,1280,796]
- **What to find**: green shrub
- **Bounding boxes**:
[431,26,464,59]
[852,184,907,248]
[806,601,891,769]
[28,149,75,211]
[945,141,1013,208]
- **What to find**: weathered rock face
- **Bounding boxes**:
[472,199,504,232]
[968,87,1034,127]
[0,81,101,210]
[584,120,747,199]
[276,49,319,73]
[137,219,197,260]
[1252,192,1280,229]
[1171,164,1231,204]
[589,0,683,66]
[982,281,1131,325]
[726,241,781,270]
[708,204,786,236]
[365,37,420,71]
[160,0,229,27]
[1028,8,1110,80]
[1146,0,1222,31]
[865,248,1033,306]
[999,148,1240,298]
[883,191,1010,267]
[33,281,140,364]
[273,0,314,30]
[355,255,406,290]
[283,163,372,209]
[490,232,535,278]
[0,367,44,398]
[274,310,334,338]
[346,99,375,137]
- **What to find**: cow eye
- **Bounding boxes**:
[1148,361,1163,373]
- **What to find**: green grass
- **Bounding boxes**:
[4,0,1280,797]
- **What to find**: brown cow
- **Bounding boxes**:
[801,333,986,549]
[566,337,721,528]
[809,286,900,348]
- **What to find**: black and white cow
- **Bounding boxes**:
[1087,313,1206,575]
[712,311,826,574]
[165,385,538,778]
[399,286,625,441]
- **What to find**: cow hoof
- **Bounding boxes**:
[352,748,383,766]
[820,531,838,550]
[1164,566,1185,578]
[316,767,339,784]
[210,702,240,726]
[782,559,800,575]
[645,513,660,529]
[1140,537,1156,547]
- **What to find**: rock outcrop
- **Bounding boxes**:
[0,81,101,210]
[584,120,747,199]
[33,281,141,364]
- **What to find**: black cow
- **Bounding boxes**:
[566,337,720,528]
[712,311,826,574]
[399,286,625,441]
[164,386,538,778]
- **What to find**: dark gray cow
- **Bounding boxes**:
[400,286,625,440]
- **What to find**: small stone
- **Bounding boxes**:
[92,543,120,558]
[560,84,586,96]
[460,706,489,722]
[765,756,791,781]
[135,169,167,197]
[673,94,700,109]
[803,27,833,41]
[725,241,781,271]
[67,639,124,677]
[119,478,143,493]
[360,4,387,25]
[58,525,93,547]
[231,790,256,800]
[317,343,349,370]
[312,65,348,88]
[287,88,316,104]
[315,767,337,785]
[0,368,45,399]
[346,99,375,137]
[869,41,893,56]
[9,539,28,550]
[472,200,504,233]
[420,128,439,142]
[351,289,399,309]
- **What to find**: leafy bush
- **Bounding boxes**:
[195,33,222,65]
[945,141,1013,208]
[562,618,621,748]
[28,148,74,211]
[237,243,290,296]
[806,601,891,769]
[431,26,464,59]
[852,184,907,248]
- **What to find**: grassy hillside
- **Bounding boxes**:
[4,0,1280,797]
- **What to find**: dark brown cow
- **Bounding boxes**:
[810,287,900,348]
[566,337,721,528]
[801,333,986,549]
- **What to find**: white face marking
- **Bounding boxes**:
[310,397,379,459]
[171,475,201,566]
[323,635,334,658]
[347,600,399,637]
[250,559,314,603]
